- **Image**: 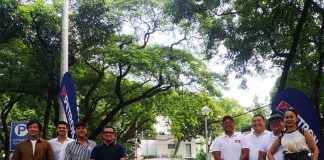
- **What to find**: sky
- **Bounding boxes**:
[220,73,277,107]
[205,46,279,107]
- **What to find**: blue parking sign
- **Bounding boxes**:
[10,121,29,151]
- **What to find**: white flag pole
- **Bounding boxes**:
[60,0,69,122]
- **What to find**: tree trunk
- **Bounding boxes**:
[79,70,104,124]
[88,104,123,139]
[88,81,170,139]
[43,90,52,139]
[172,139,182,158]
[53,94,59,127]
[1,97,20,160]
[1,111,10,160]
[277,0,311,93]
[52,94,59,137]
[43,61,58,139]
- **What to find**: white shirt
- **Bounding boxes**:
[281,129,309,153]
[259,132,284,160]
[49,137,74,160]
[31,140,37,156]
[245,130,270,160]
[211,132,248,160]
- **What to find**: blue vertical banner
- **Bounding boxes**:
[10,121,29,151]
[271,88,324,160]
[60,72,78,139]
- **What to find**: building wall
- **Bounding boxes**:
[140,134,196,158]
[141,140,157,156]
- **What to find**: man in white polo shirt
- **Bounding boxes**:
[245,114,270,160]
[49,121,74,160]
[258,113,285,160]
[211,115,248,160]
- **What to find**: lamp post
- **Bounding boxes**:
[201,106,210,160]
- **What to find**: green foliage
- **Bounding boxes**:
[251,96,270,116]
[164,0,322,78]
[157,90,217,140]
[70,0,117,49]
[71,37,226,139]
[196,148,206,160]
[0,0,25,43]
[214,98,251,133]
[0,0,289,158]
[165,0,323,137]
[155,89,250,152]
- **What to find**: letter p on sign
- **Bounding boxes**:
[14,124,28,137]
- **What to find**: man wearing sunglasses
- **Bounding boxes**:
[90,125,126,160]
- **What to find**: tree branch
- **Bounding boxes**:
[138,7,159,49]
[310,0,324,14]
[115,63,131,104]
[122,79,151,96]
[84,60,101,74]
[269,39,289,58]
[1,96,21,160]
[209,8,251,16]
[277,0,311,92]
[170,35,187,51]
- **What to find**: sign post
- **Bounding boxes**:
[10,121,28,151]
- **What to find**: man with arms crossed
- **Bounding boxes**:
[49,121,74,160]
[258,113,285,160]
[12,120,55,160]
[245,114,270,160]
[211,115,248,160]
[64,122,96,160]
[90,125,126,160]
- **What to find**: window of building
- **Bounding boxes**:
[168,144,175,149]
[186,144,191,157]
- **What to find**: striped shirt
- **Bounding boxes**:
[64,139,96,160]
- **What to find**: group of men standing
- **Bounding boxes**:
[211,114,285,160]
[12,120,126,160]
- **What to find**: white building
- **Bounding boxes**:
[140,134,197,159]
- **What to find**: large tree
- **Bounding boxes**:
[71,39,225,138]
[0,1,227,158]
[165,0,323,137]
[66,0,227,139]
